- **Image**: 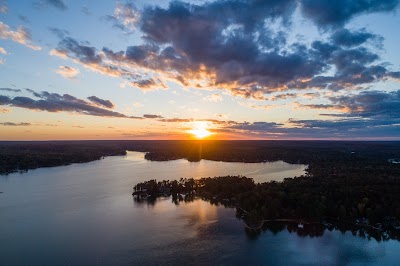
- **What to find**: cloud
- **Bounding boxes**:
[0,22,41,50]
[55,66,80,79]
[203,93,223,102]
[18,15,31,24]
[0,0,7,14]
[0,58,3,64]
[49,0,400,99]
[328,90,400,118]
[87,95,115,109]
[0,88,21,92]
[300,0,400,28]
[0,46,6,55]
[0,89,142,119]
[104,1,139,33]
[212,117,400,139]
[143,114,164,119]
[158,118,194,123]
[129,78,167,90]
[35,0,67,10]
[81,5,90,15]
[298,103,348,112]
[330,28,381,47]
[282,89,400,138]
[302,92,321,99]
[270,93,297,101]
[48,27,70,38]
[225,121,283,132]
[0,122,31,126]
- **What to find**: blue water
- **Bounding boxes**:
[0,152,399,265]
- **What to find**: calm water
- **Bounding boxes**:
[1,152,399,265]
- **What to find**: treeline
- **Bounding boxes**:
[133,166,400,241]
[0,141,126,174]
[2,140,400,175]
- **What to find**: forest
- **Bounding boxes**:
[132,161,400,241]
[2,140,400,240]
[1,140,400,174]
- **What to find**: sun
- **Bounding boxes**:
[187,121,213,139]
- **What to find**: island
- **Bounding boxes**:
[132,160,400,242]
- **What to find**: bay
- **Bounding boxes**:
[0,151,399,265]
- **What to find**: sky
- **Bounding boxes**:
[0,0,399,140]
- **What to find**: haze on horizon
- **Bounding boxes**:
[0,0,399,140]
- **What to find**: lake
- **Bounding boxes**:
[0,152,399,265]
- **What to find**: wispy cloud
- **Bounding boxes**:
[143,114,164,119]
[203,93,223,102]
[0,22,41,50]
[0,122,31,126]
[55,66,80,79]
[0,0,8,14]
[0,88,21,92]
[34,0,67,11]
[104,1,139,33]
[87,95,115,109]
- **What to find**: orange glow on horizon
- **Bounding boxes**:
[186,121,213,139]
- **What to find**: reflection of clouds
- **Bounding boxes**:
[131,190,400,264]
[281,230,386,265]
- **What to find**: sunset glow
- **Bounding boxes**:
[187,122,213,139]
[0,1,399,140]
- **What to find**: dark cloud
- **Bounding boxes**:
[331,28,380,47]
[0,122,31,126]
[87,96,115,109]
[289,118,399,128]
[54,37,101,64]
[0,88,21,92]
[284,90,400,138]
[48,27,70,38]
[270,93,297,101]
[328,90,400,118]
[291,42,399,91]
[226,121,283,132]
[143,114,164,119]
[158,118,194,123]
[129,78,167,90]
[0,89,142,119]
[43,0,67,10]
[214,118,400,139]
[300,0,400,28]
[50,0,400,99]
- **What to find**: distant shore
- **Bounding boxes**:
[1,140,400,175]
